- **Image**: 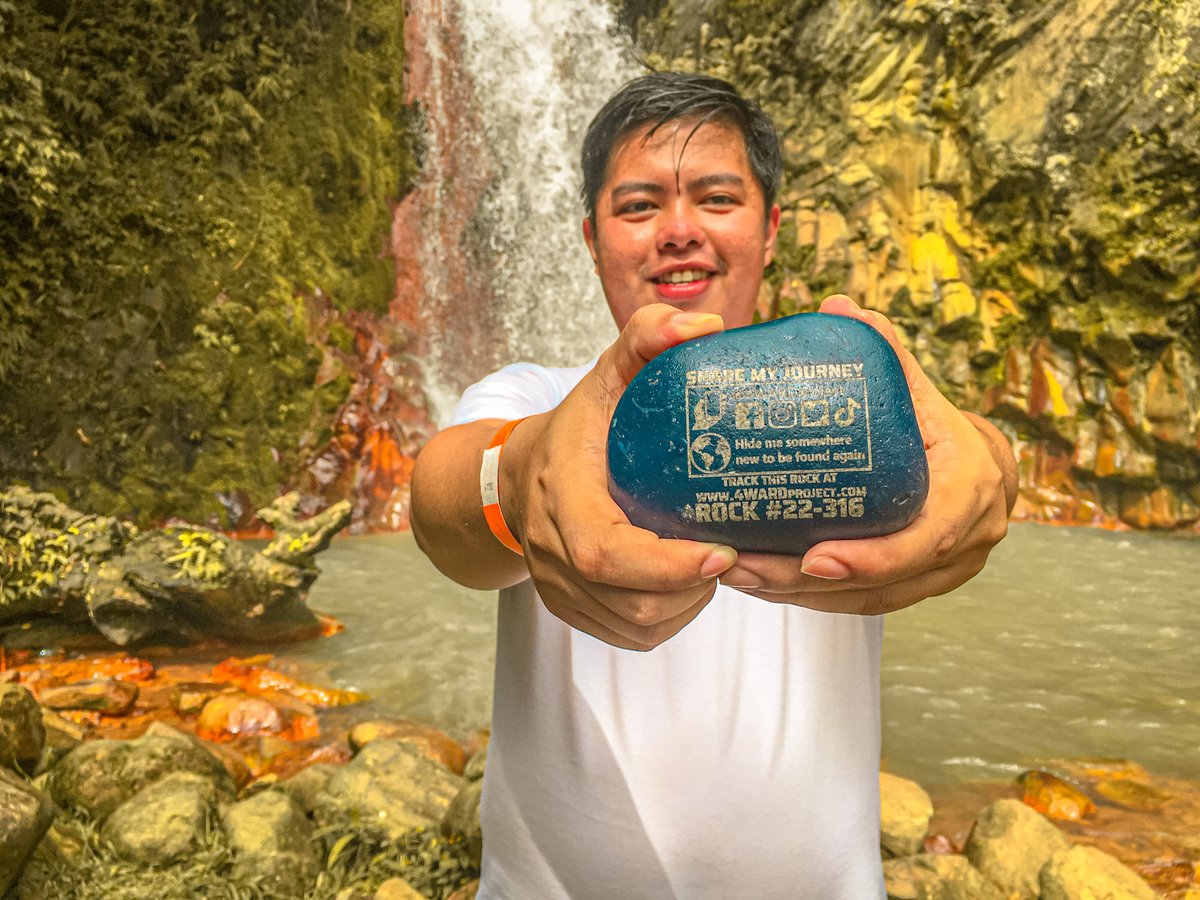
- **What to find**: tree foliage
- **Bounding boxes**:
[0,0,418,525]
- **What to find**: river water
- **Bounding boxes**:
[284,522,1199,787]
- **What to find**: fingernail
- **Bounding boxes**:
[672,312,724,333]
[701,545,738,578]
[801,556,850,581]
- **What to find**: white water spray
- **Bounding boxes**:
[415,0,638,423]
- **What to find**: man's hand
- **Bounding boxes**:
[718,295,1018,615]
[498,304,740,650]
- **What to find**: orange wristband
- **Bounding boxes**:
[480,418,527,556]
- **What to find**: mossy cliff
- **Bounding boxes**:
[633,0,1200,530]
[0,0,419,528]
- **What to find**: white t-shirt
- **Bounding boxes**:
[452,361,886,899]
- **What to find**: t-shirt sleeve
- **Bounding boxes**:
[449,363,585,426]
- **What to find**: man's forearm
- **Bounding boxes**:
[410,418,534,590]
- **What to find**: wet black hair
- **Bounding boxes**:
[580,72,782,224]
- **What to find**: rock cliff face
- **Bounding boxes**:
[635,0,1200,530]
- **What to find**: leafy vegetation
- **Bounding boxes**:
[14,810,476,899]
[0,0,419,526]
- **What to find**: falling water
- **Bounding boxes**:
[409,0,638,423]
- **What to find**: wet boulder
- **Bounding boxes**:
[0,684,45,773]
[45,726,234,821]
[221,789,317,896]
[196,692,285,741]
[1038,845,1157,900]
[1016,770,1095,821]
[882,853,1005,900]
[100,771,222,864]
[315,739,462,839]
[278,762,337,815]
[880,771,934,858]
[441,778,483,868]
[0,487,350,648]
[37,678,138,715]
[964,798,1070,900]
[0,767,54,895]
[349,718,467,775]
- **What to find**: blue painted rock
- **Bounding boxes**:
[607,313,928,555]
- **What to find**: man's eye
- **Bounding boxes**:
[618,200,655,215]
[704,194,737,206]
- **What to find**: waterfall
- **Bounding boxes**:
[403,0,638,424]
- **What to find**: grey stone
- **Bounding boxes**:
[880,771,934,858]
[964,798,1071,900]
[315,739,462,839]
[0,767,54,896]
[441,778,483,868]
[278,761,337,815]
[1039,844,1157,900]
[221,789,317,896]
[463,745,487,782]
[100,771,219,865]
[0,684,45,774]
[46,728,234,822]
[884,854,1005,900]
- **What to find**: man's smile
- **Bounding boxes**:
[652,267,711,284]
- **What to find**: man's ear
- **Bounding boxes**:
[582,218,597,256]
[582,217,599,272]
[763,204,781,266]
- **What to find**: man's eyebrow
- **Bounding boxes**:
[609,181,665,200]
[686,173,745,191]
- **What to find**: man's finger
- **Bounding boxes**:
[741,561,985,616]
[587,304,725,407]
[541,578,718,650]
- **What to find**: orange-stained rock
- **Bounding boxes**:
[1018,770,1096,821]
[169,682,237,717]
[199,738,255,789]
[462,728,490,764]
[197,694,282,741]
[38,679,139,716]
[14,655,154,687]
[1095,778,1171,811]
[348,718,466,775]
[1119,485,1189,530]
[211,655,366,708]
[1050,757,1151,783]
[1144,345,1196,445]
[1028,339,1080,423]
[243,738,351,783]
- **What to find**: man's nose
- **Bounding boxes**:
[656,203,704,251]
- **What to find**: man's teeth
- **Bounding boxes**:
[657,269,709,284]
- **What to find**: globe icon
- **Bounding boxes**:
[689,432,731,473]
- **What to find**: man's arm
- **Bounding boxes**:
[410,417,534,591]
[410,305,740,650]
[719,295,1019,615]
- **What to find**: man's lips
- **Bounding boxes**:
[653,268,713,300]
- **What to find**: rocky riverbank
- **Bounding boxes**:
[1,652,1197,899]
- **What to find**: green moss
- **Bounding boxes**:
[0,0,418,526]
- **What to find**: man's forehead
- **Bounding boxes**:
[607,117,748,173]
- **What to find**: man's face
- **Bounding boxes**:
[583,119,780,330]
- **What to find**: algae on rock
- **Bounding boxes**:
[632,0,1200,530]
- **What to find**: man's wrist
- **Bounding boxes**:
[496,412,544,552]
[964,412,1019,513]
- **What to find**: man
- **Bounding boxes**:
[412,73,1017,898]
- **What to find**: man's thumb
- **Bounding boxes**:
[592,305,725,405]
